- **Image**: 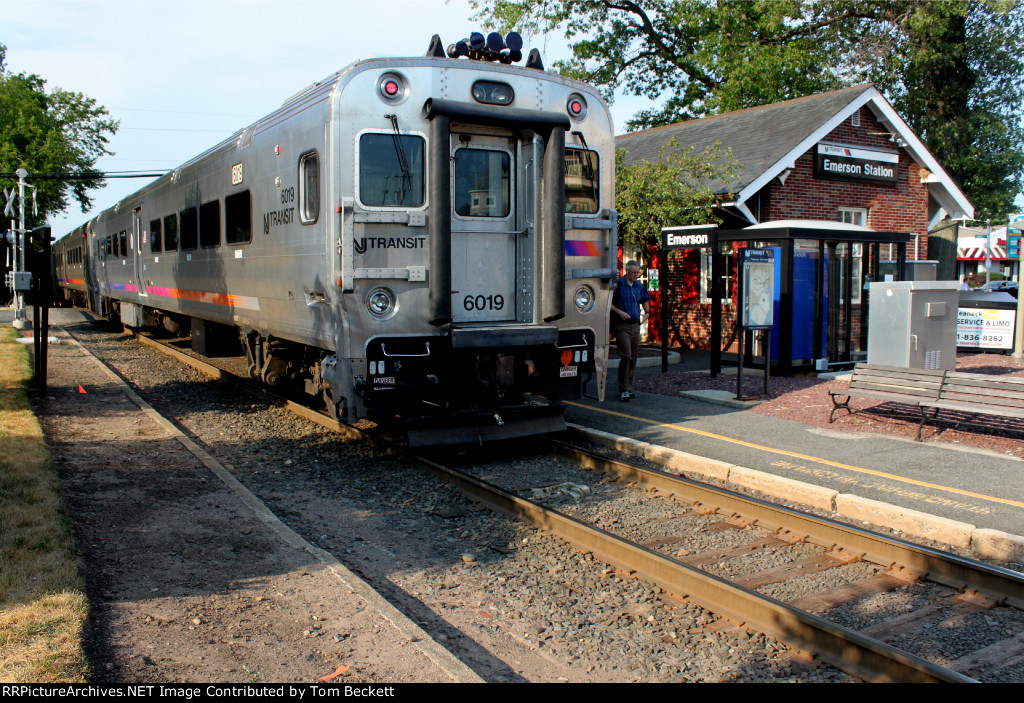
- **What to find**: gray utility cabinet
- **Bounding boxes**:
[867,281,960,370]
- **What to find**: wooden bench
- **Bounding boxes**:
[916,371,1024,441]
[828,364,946,424]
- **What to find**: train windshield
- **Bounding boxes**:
[453,148,511,218]
[565,147,599,214]
[359,133,425,207]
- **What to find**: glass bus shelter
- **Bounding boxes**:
[710,223,913,376]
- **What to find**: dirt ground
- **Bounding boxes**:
[36,330,458,684]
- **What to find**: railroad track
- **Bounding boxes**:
[118,330,1024,682]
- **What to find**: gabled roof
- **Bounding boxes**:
[616,84,974,223]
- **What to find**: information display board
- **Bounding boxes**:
[739,248,775,330]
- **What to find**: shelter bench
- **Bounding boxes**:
[916,371,1024,441]
[828,364,946,424]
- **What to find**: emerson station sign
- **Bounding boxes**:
[814,143,899,186]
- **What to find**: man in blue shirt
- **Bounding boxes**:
[610,260,650,402]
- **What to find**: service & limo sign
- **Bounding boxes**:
[814,143,899,185]
[957,307,1015,351]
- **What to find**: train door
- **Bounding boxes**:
[132,207,147,299]
[450,132,516,323]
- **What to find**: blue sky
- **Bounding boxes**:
[4,0,651,235]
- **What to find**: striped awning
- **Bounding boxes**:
[958,246,1012,261]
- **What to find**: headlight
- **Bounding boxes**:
[366,286,398,320]
[573,285,595,313]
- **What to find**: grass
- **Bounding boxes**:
[0,326,89,683]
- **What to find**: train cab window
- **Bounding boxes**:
[564,148,599,214]
[200,200,221,248]
[225,190,251,244]
[180,207,198,250]
[454,148,510,217]
[163,214,178,251]
[150,219,162,253]
[299,151,319,224]
[358,133,424,208]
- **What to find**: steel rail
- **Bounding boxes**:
[130,332,984,682]
[544,438,1024,611]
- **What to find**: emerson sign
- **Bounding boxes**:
[662,224,717,251]
[815,143,899,185]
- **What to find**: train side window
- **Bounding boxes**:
[164,214,178,251]
[200,200,221,248]
[119,231,127,256]
[105,236,112,257]
[358,133,424,208]
[299,151,320,224]
[225,190,252,244]
[150,219,162,253]
[180,207,198,250]
[564,148,599,214]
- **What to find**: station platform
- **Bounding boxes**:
[569,357,1024,562]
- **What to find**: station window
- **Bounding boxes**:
[564,148,599,214]
[225,190,252,244]
[839,207,868,227]
[180,207,198,250]
[358,133,425,208]
[150,219,162,253]
[163,214,178,252]
[700,249,733,306]
[200,200,221,248]
[299,151,320,224]
[454,148,510,217]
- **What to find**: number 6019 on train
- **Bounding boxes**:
[54,33,617,445]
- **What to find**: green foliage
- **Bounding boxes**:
[850,1,1024,220]
[470,1,866,125]
[615,139,738,246]
[0,43,118,225]
[469,0,1024,222]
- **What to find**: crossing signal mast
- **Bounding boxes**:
[4,168,37,330]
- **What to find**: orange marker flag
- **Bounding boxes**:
[78,385,86,394]
[320,664,350,682]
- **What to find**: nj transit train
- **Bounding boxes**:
[54,34,617,445]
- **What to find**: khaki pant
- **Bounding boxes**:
[613,319,641,393]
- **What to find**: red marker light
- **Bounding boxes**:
[567,94,588,120]
[378,72,406,101]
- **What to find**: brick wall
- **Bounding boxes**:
[763,107,930,257]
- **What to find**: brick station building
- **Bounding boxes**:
[616,84,973,372]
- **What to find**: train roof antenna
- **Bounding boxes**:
[426,34,446,58]
[525,48,544,71]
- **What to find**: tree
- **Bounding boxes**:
[471,1,875,125]
[852,1,1024,220]
[615,139,738,246]
[470,1,1024,220]
[0,44,118,226]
